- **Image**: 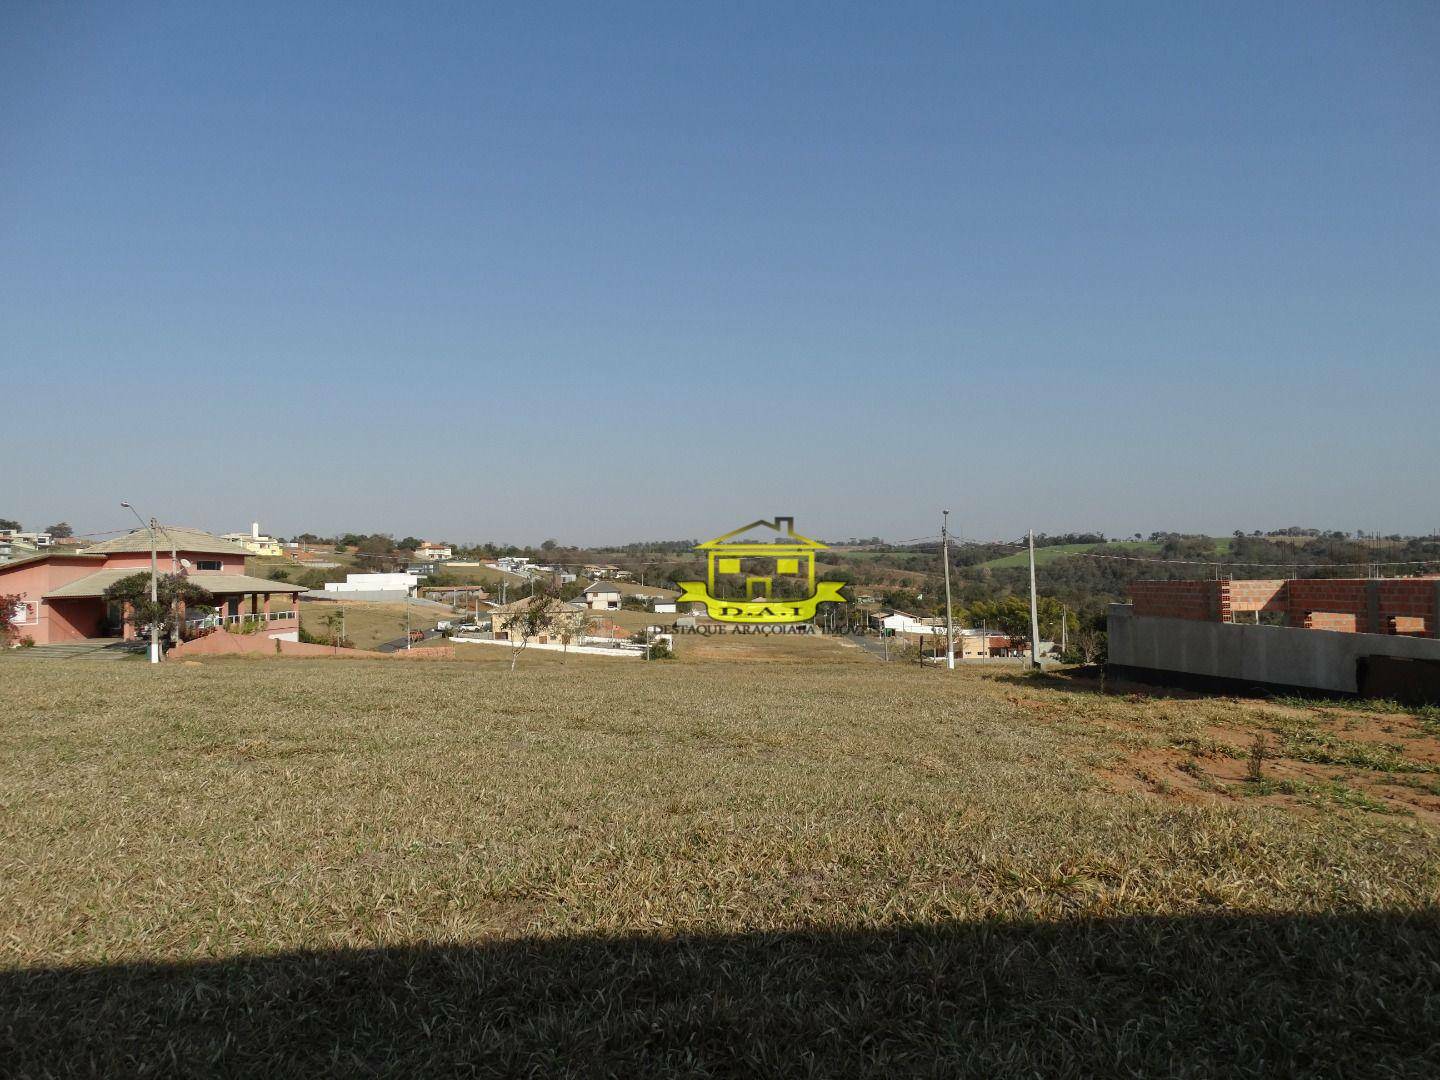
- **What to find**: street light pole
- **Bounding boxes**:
[121,502,160,664]
[941,509,954,670]
[1027,529,1042,670]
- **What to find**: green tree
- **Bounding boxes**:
[357,534,395,556]
[102,573,216,641]
[968,595,1064,644]
[44,522,74,538]
[0,519,21,532]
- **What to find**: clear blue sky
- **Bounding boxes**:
[2,2,1436,545]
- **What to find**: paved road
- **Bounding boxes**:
[845,633,893,660]
[373,629,444,654]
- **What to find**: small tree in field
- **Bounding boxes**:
[505,585,563,672]
[322,609,352,648]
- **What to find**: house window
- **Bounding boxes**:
[196,560,222,571]
[12,600,38,625]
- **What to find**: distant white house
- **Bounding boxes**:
[322,572,420,597]
[415,543,453,562]
[220,522,284,557]
[0,530,52,548]
[582,563,634,580]
[583,581,622,611]
[652,601,677,614]
[871,611,942,635]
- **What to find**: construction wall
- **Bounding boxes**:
[1128,580,1226,622]
[1129,578,1440,638]
[1108,604,1440,696]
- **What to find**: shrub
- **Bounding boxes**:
[1,593,22,645]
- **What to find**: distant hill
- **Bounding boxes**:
[976,538,1235,570]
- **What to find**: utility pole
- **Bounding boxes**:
[159,524,181,645]
[121,502,161,664]
[941,509,955,670]
[147,518,160,663]
[1061,604,1068,655]
[1027,529,1041,670]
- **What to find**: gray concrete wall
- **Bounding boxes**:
[1108,604,1440,694]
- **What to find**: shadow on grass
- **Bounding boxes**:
[4,912,1439,1076]
[987,667,1218,702]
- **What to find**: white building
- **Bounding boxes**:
[415,543,453,562]
[583,581,622,611]
[220,522,284,557]
[322,572,420,597]
[872,611,943,635]
[0,530,52,548]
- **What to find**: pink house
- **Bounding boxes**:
[1,525,305,646]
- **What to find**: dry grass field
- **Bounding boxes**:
[298,600,449,651]
[1,649,1438,1076]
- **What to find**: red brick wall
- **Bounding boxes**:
[1129,580,1223,621]
[1129,577,1439,638]
[1287,578,1438,636]
[1377,579,1438,627]
[1305,612,1359,632]
[1287,580,1368,621]
[1228,579,1287,612]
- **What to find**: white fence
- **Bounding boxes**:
[450,635,646,658]
[186,609,297,631]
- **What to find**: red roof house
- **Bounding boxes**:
[1,525,304,646]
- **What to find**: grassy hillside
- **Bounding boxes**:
[429,564,529,588]
[977,537,1236,570]
[1,653,1436,1074]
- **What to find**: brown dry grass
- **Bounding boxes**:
[298,600,447,651]
[1,655,1437,1075]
